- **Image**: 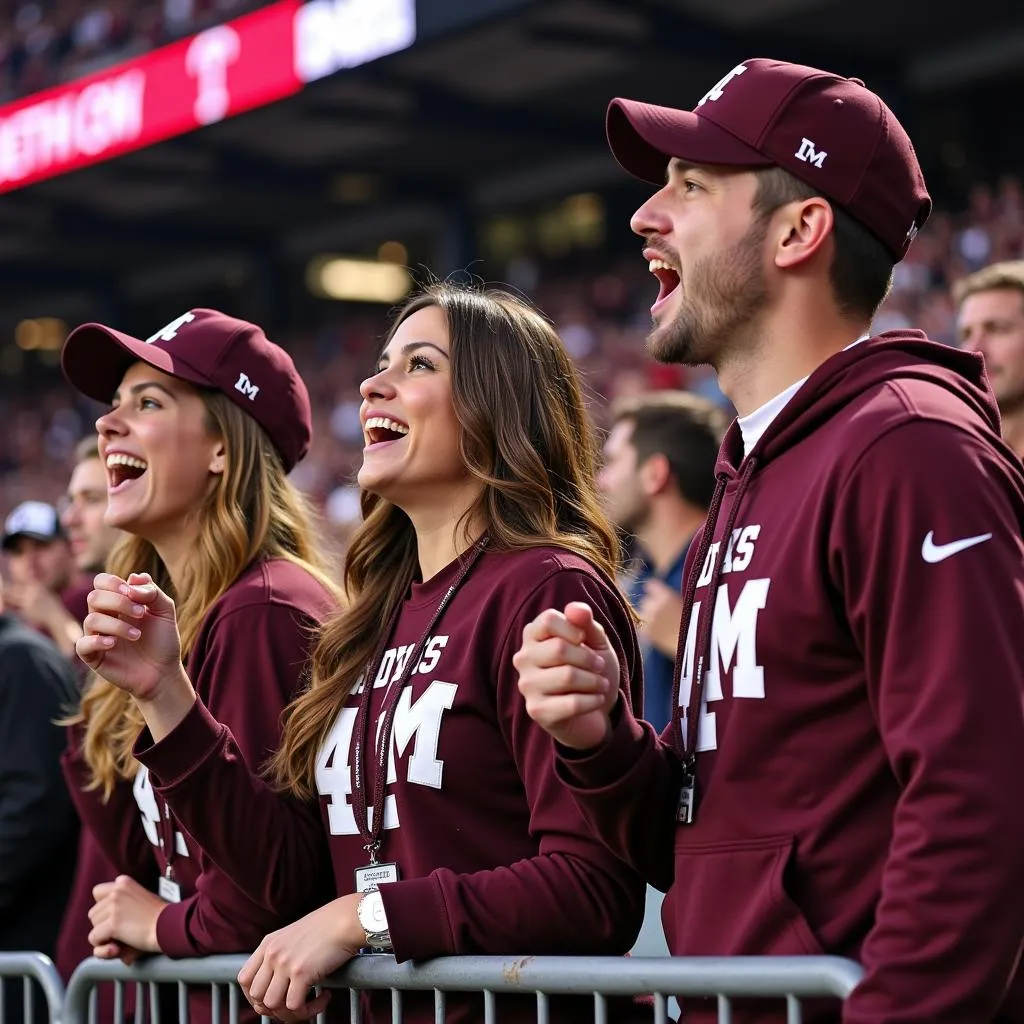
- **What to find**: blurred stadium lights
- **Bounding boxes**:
[377,241,409,264]
[307,255,411,302]
[14,318,67,351]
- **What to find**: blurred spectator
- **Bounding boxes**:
[0,0,258,101]
[61,435,123,574]
[597,391,728,732]
[2,500,85,656]
[953,260,1024,459]
[0,568,80,1024]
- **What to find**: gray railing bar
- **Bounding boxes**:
[654,992,669,1024]
[0,951,65,1021]
[62,953,864,1023]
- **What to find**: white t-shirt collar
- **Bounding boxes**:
[738,334,869,457]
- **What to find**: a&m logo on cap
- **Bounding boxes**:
[147,311,196,344]
[698,63,747,107]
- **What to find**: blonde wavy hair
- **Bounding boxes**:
[269,283,632,799]
[68,387,341,799]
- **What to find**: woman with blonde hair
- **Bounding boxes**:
[78,284,647,1023]
[59,309,340,1020]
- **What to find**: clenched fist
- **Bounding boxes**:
[514,601,620,751]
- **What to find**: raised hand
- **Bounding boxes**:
[514,601,621,751]
[637,577,685,658]
[76,572,197,740]
[76,572,184,700]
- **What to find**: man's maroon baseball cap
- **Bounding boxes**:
[606,57,932,262]
[61,308,312,472]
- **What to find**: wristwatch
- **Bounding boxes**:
[356,889,392,952]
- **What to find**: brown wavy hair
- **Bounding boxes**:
[270,283,630,799]
[68,388,342,799]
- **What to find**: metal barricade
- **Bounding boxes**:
[63,957,274,1024]
[0,952,65,1024]
[62,953,863,1024]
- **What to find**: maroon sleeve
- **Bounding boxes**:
[136,604,333,931]
[548,540,704,894]
[379,569,648,961]
[831,421,1024,1024]
[553,704,682,893]
[60,727,159,885]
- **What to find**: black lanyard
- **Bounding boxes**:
[351,538,487,864]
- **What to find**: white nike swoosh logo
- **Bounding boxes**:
[921,530,993,563]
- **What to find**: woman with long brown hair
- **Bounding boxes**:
[78,284,646,1023]
[59,309,340,1020]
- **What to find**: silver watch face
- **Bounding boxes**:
[359,890,388,935]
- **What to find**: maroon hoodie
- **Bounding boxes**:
[135,546,648,1023]
[557,333,1024,1024]
[61,558,337,1022]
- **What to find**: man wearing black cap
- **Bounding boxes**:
[2,500,86,657]
[517,58,1024,1022]
[0,568,79,1024]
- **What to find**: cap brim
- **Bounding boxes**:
[606,98,772,185]
[2,530,57,550]
[61,324,209,404]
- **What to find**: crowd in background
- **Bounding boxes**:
[0,0,259,100]
[2,172,1022,556]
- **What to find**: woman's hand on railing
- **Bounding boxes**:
[87,875,166,961]
[238,894,365,1022]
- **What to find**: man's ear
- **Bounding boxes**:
[639,452,672,497]
[772,196,834,270]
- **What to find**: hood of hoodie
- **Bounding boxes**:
[714,330,1000,479]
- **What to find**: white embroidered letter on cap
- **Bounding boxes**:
[794,137,827,168]
[698,64,747,107]
[147,312,196,344]
[234,372,259,400]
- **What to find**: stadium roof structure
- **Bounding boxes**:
[0,0,1022,329]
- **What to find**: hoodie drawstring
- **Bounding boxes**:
[670,456,759,818]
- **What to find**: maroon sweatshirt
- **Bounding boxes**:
[558,333,1024,1024]
[61,558,336,1021]
[136,546,648,1023]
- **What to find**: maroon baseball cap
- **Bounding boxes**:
[606,57,931,261]
[61,308,312,472]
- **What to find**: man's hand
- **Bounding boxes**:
[88,875,166,958]
[5,579,82,657]
[514,601,620,751]
[637,578,684,659]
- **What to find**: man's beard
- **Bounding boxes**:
[994,377,1024,418]
[648,217,769,367]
